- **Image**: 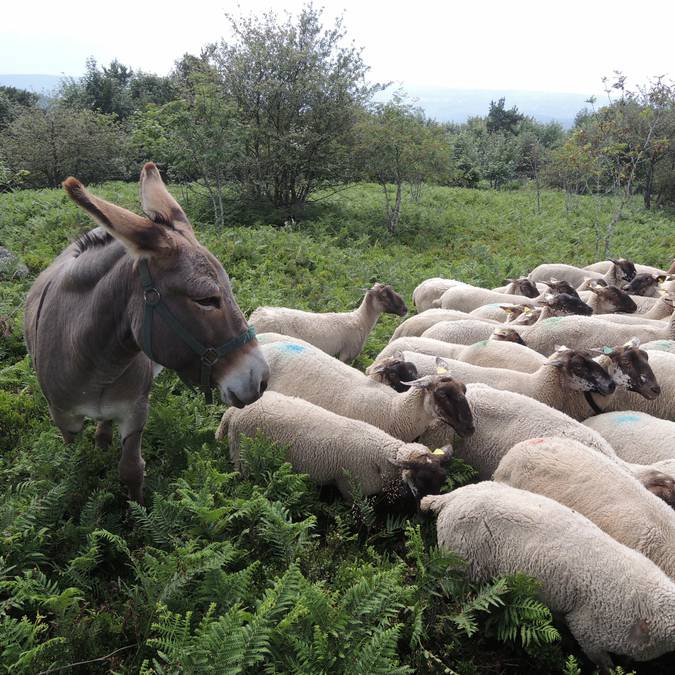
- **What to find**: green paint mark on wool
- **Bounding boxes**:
[649,340,674,351]
[542,316,565,326]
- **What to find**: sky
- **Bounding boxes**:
[2,0,674,95]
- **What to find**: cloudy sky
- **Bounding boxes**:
[2,0,673,95]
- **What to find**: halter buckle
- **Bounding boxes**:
[201,347,219,367]
[144,288,161,307]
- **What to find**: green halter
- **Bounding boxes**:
[137,258,256,403]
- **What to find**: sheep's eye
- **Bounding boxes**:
[194,296,221,309]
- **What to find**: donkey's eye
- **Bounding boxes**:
[194,296,221,309]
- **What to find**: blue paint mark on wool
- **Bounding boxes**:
[613,414,641,425]
[650,340,674,351]
[274,342,307,354]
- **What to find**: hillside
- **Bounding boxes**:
[0,182,673,673]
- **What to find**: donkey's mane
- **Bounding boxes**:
[73,229,114,256]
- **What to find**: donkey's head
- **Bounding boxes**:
[63,164,269,407]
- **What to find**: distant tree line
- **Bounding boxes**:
[1,3,674,231]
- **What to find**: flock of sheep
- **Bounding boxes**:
[216,259,675,670]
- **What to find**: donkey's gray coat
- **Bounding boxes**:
[24,164,269,502]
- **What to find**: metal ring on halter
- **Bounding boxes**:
[143,288,161,306]
[201,347,219,367]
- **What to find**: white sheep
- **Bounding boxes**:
[390,308,497,341]
[412,277,466,312]
[417,383,675,503]
[494,436,675,579]
[424,310,675,357]
[249,282,407,362]
[259,340,475,441]
[421,481,675,669]
[528,259,636,288]
[395,348,616,421]
[216,391,452,500]
[491,277,543,296]
[438,285,539,313]
[583,411,675,464]
[374,335,546,374]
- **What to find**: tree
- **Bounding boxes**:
[132,69,244,227]
[0,86,38,129]
[0,104,128,187]
[213,3,379,210]
[61,58,177,120]
[486,98,524,135]
[354,96,448,232]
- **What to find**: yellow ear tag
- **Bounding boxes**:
[436,367,448,375]
[433,448,446,456]
[523,306,532,314]
[504,308,513,314]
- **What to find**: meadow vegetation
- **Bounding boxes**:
[0,180,673,673]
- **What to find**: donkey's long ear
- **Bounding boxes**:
[63,177,172,256]
[139,163,193,235]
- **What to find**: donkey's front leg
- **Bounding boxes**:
[119,430,146,504]
[118,404,149,504]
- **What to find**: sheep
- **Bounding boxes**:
[249,282,407,362]
[217,391,453,500]
[494,436,675,580]
[412,278,466,312]
[579,283,637,314]
[471,309,675,357]
[421,481,675,669]
[491,277,541,297]
[438,285,539,313]
[394,347,617,421]
[422,319,506,345]
[415,382,675,503]
[373,335,545,373]
[528,258,636,288]
[623,272,668,297]
[471,292,592,323]
[259,340,475,441]
[491,326,527,344]
[590,349,675,422]
[585,259,670,276]
[593,294,674,324]
[390,308,497,341]
[583,412,675,464]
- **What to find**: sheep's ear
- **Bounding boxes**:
[624,336,640,349]
[435,356,450,374]
[656,274,667,284]
[499,305,515,314]
[402,375,434,389]
[369,361,387,375]
[391,350,404,361]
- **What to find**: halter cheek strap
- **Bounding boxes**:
[137,258,256,403]
[584,391,604,416]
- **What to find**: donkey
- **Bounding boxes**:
[24,163,269,503]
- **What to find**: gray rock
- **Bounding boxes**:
[0,246,29,279]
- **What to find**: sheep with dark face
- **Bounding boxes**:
[217,391,453,501]
[581,283,638,314]
[529,258,637,289]
[260,340,475,441]
[250,283,407,362]
[623,272,668,297]
[492,277,541,297]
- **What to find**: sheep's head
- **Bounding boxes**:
[542,278,580,298]
[403,360,475,437]
[490,327,525,344]
[367,353,419,392]
[506,277,539,298]
[540,292,593,316]
[549,346,616,394]
[609,257,637,282]
[389,445,453,500]
[502,304,539,325]
[622,273,667,296]
[588,282,637,313]
[596,338,660,400]
[368,283,408,316]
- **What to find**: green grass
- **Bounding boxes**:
[0,182,672,673]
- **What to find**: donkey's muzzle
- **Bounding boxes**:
[218,345,270,407]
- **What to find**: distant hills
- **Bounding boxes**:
[1,74,590,127]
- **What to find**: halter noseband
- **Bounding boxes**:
[137,258,256,403]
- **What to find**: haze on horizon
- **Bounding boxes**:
[2,0,674,97]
